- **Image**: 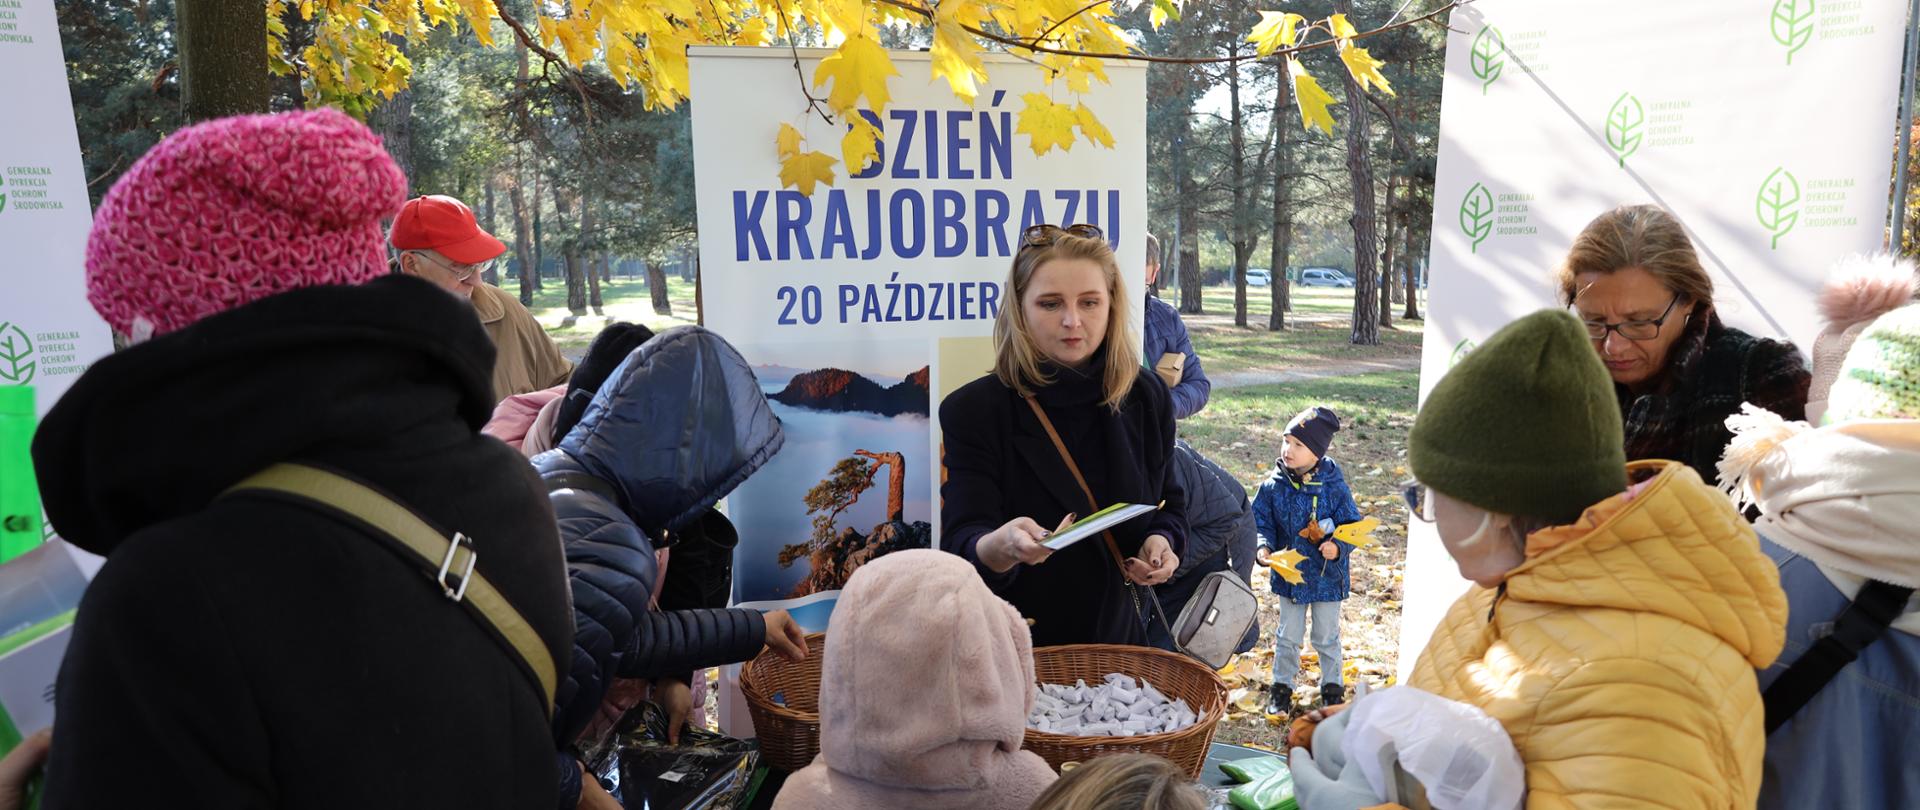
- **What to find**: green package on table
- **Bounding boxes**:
[1220,754,1286,784]
[1228,765,1298,810]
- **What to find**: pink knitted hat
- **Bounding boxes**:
[86,108,408,339]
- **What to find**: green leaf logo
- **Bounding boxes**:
[1606,92,1644,168]
[1771,0,1815,65]
[1450,339,1478,369]
[1459,182,1494,253]
[0,323,35,385]
[1470,26,1506,95]
[1755,167,1802,250]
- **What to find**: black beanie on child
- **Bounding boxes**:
[1286,407,1340,460]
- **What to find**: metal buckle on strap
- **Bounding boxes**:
[436,532,477,602]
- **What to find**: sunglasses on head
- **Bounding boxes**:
[1020,223,1105,249]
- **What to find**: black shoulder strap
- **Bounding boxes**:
[1763,579,1913,734]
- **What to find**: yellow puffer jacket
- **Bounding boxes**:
[1409,461,1787,810]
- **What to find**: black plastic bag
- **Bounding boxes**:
[583,702,761,810]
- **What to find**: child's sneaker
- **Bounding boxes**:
[1265,682,1293,717]
[1320,682,1346,708]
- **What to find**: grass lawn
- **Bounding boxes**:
[1177,286,1427,378]
[1180,370,1419,744]
[516,275,700,358]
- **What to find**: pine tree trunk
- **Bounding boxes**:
[511,46,536,303]
[510,154,535,305]
[1339,0,1380,346]
[1172,77,1203,314]
[368,47,414,187]
[647,261,673,316]
[177,0,269,122]
[530,168,545,291]
[1403,217,1424,320]
[1379,173,1396,329]
[482,177,501,287]
[1228,59,1250,328]
[1268,64,1293,331]
[583,201,602,315]
[552,188,585,317]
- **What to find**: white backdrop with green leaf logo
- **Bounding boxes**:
[0,0,111,418]
[1399,0,1917,679]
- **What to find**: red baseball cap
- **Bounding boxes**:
[389,195,507,265]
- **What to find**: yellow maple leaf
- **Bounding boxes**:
[1289,57,1337,136]
[1339,44,1395,96]
[735,14,768,45]
[1328,13,1358,40]
[1265,548,1307,585]
[819,0,867,37]
[1074,102,1114,148]
[1245,10,1305,57]
[778,149,839,196]
[812,34,898,114]
[1149,0,1181,29]
[930,14,988,104]
[1016,93,1078,156]
[1333,517,1381,549]
[776,123,804,159]
[840,114,882,174]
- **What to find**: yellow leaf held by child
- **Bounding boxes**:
[1333,517,1381,549]
[1265,548,1307,585]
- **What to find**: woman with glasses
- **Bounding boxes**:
[1388,309,1786,810]
[939,224,1188,647]
[1559,204,1810,484]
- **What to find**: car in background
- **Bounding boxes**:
[1298,267,1355,288]
[1246,268,1272,287]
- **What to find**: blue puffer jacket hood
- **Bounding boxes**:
[534,326,786,809]
[555,325,786,540]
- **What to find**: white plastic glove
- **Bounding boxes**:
[1290,745,1384,810]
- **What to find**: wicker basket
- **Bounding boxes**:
[1023,644,1230,779]
[738,632,828,771]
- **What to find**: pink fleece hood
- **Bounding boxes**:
[772,549,1056,810]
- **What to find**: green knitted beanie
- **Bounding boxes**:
[1826,304,1920,423]
[1410,309,1627,525]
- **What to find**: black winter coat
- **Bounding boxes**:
[940,349,1188,648]
[536,326,785,807]
[32,277,574,810]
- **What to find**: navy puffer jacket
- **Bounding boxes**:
[534,326,785,806]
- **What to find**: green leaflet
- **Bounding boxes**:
[1755,166,1802,250]
[1470,25,1505,95]
[1771,0,1815,64]
[0,325,34,386]
[1606,91,1644,168]
[1459,183,1494,253]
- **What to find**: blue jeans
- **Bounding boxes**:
[1272,599,1342,687]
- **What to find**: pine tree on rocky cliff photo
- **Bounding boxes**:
[778,449,931,597]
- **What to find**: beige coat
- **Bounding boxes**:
[470,282,572,400]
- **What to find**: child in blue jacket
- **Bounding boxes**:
[1253,407,1362,715]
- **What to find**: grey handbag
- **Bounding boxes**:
[1168,569,1259,670]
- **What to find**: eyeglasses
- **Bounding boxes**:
[1577,295,1684,342]
[1399,479,1435,523]
[409,251,488,283]
[1020,223,1105,250]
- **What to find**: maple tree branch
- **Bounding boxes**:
[869,0,1470,66]
[1032,0,1111,48]
[774,4,838,127]
[496,8,597,124]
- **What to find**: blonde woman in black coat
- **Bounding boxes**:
[940,225,1188,647]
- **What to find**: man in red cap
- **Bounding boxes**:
[391,194,574,399]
